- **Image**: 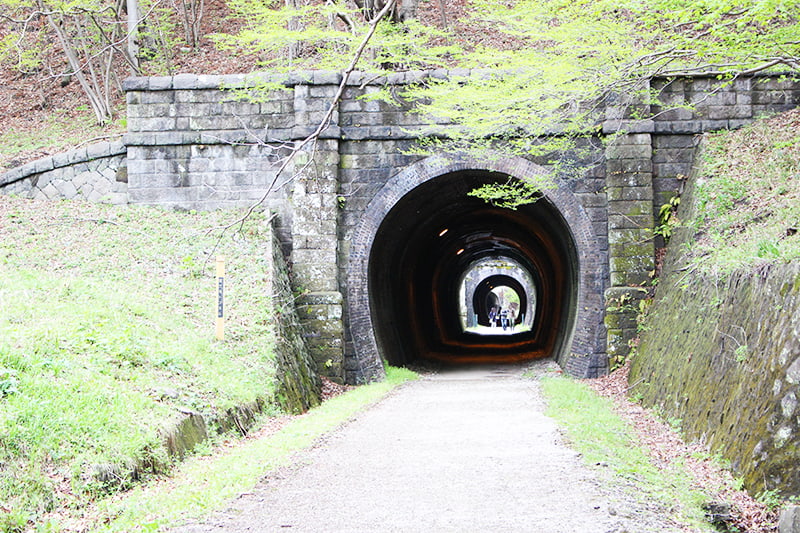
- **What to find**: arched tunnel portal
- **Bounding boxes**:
[472,274,532,329]
[348,156,605,379]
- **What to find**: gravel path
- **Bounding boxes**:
[170,364,674,532]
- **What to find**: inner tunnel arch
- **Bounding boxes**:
[347,155,606,382]
[461,257,537,331]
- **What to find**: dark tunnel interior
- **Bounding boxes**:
[368,170,580,367]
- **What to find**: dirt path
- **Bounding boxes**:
[170,364,673,532]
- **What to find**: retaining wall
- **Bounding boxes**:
[0,140,128,204]
[629,162,800,495]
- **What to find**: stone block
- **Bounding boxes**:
[610,253,654,276]
[606,143,652,160]
[172,73,199,89]
[149,76,173,90]
[293,248,337,264]
[608,228,652,245]
[653,135,696,149]
[610,269,651,287]
[54,179,78,199]
[607,159,653,174]
[653,107,695,122]
[609,214,653,230]
[606,187,653,203]
[619,172,653,188]
[780,506,800,533]
[292,263,338,292]
[34,157,55,174]
[655,162,692,178]
[699,119,731,132]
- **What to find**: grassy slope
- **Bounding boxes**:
[678,108,800,274]
[0,196,278,529]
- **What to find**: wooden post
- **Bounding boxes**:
[216,256,225,340]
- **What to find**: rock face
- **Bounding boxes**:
[629,159,800,496]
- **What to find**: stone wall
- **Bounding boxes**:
[266,222,322,413]
[0,140,128,204]
[629,160,800,495]
[602,75,800,363]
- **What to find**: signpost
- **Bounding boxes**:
[216,256,225,340]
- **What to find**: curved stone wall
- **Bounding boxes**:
[0,141,128,204]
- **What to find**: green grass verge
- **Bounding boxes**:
[91,367,417,532]
[540,376,714,532]
[0,197,283,530]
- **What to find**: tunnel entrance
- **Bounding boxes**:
[347,156,605,381]
[366,169,578,367]
[461,258,536,333]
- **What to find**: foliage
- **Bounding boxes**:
[655,195,681,241]
[401,0,800,160]
[212,0,458,72]
[467,177,545,210]
[0,196,280,529]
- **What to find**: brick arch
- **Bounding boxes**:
[347,155,607,382]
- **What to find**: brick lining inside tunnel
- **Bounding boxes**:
[347,156,608,382]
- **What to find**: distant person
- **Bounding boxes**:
[508,308,516,331]
[488,306,498,327]
[500,308,509,330]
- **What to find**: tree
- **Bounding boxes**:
[353,0,416,22]
[213,0,457,73]
[0,0,206,124]
[401,0,800,161]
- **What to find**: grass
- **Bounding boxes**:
[0,196,282,530]
[683,109,800,275]
[91,366,417,532]
[540,375,714,532]
[0,108,125,171]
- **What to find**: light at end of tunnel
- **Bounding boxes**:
[439,228,449,237]
[456,248,465,255]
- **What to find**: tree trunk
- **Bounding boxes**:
[354,0,417,23]
[127,0,140,71]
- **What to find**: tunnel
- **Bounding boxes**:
[365,168,580,367]
[470,273,532,329]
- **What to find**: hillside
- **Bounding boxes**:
[0,196,281,530]
[0,0,479,173]
[629,108,800,501]
[676,108,800,274]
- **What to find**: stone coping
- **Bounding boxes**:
[122,69,799,93]
[0,140,127,188]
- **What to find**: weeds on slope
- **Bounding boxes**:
[683,108,800,276]
[91,367,418,532]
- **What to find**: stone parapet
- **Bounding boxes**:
[0,140,128,204]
